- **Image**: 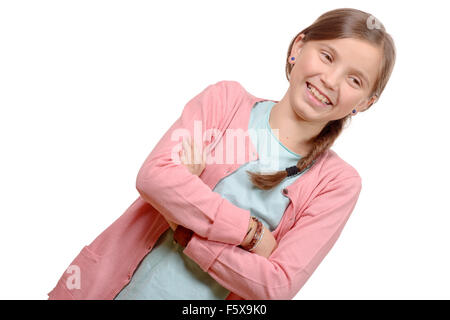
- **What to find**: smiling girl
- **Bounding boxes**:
[48,8,396,300]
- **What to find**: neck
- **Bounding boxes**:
[269,95,328,155]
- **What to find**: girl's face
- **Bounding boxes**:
[287,35,382,123]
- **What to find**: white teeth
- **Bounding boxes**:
[307,83,331,105]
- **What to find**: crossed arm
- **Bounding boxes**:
[166,137,278,258]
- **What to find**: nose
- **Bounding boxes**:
[320,71,339,92]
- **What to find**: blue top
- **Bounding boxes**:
[114,100,311,300]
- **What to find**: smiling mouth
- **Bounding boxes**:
[306,82,333,106]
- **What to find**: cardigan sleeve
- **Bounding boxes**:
[182,174,363,300]
[135,80,251,246]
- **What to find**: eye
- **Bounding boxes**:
[321,52,332,62]
[351,77,361,87]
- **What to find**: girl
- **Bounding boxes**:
[48,8,396,300]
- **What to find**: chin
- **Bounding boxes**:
[292,101,316,121]
[291,93,316,117]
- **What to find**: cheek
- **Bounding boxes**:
[295,54,322,74]
[338,89,364,114]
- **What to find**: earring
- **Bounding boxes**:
[290,56,295,64]
[352,109,357,115]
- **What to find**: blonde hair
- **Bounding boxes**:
[246,8,396,190]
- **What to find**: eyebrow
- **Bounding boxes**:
[321,43,370,87]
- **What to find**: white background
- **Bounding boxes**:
[1,0,449,300]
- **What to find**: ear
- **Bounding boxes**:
[291,33,306,56]
[361,95,378,112]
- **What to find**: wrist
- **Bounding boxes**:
[240,217,257,247]
[240,217,263,249]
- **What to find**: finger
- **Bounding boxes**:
[192,140,200,164]
[191,141,197,163]
[180,141,189,163]
[188,139,194,164]
[190,139,199,164]
[180,150,186,164]
[202,145,208,164]
[182,138,192,164]
[196,142,205,165]
[182,137,188,150]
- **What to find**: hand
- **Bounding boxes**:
[179,137,207,176]
[167,137,207,231]
[250,225,278,258]
[241,221,278,258]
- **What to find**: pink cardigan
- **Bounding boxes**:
[47,80,362,300]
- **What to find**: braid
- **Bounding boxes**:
[246,116,350,190]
